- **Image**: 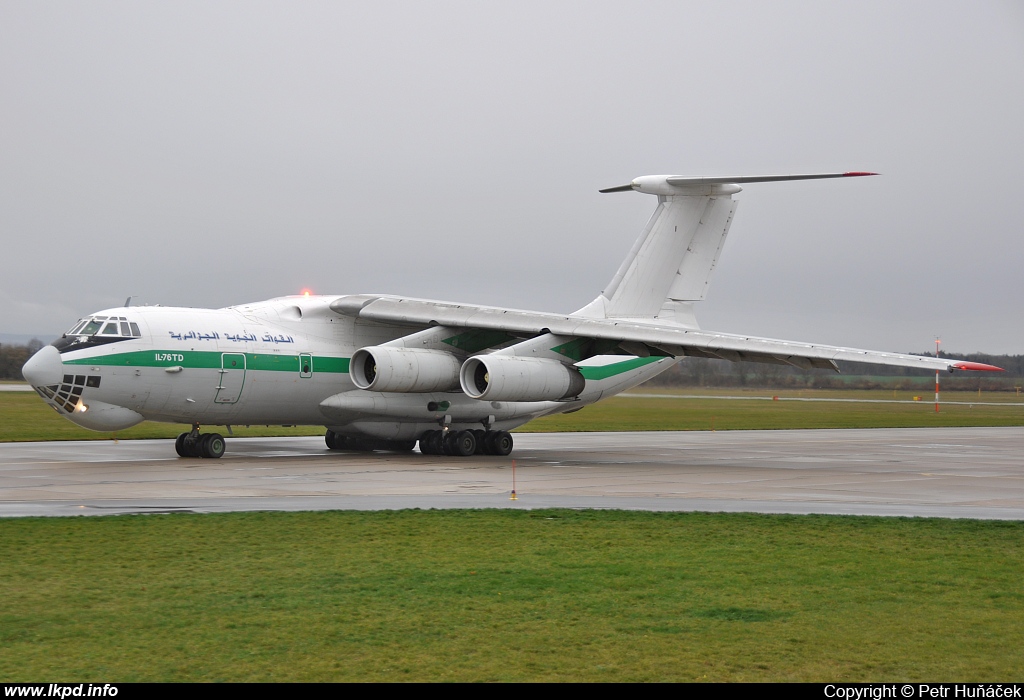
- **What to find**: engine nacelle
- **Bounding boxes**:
[350,347,462,393]
[460,355,585,402]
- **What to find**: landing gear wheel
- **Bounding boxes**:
[471,429,487,455]
[176,432,202,458]
[201,433,226,459]
[418,431,435,454]
[423,430,444,454]
[492,431,513,456]
[387,439,417,452]
[175,433,189,457]
[484,431,513,456]
[339,437,373,452]
[452,430,477,457]
[442,431,459,456]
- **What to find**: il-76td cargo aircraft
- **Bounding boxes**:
[23,172,1001,458]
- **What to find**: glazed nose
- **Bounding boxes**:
[22,345,64,387]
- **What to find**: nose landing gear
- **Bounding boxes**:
[174,424,226,458]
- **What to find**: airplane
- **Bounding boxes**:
[21,172,1002,459]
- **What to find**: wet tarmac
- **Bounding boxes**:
[1,428,1022,519]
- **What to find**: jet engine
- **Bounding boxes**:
[350,347,462,393]
[460,355,585,402]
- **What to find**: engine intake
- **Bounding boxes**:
[350,347,461,393]
[460,355,585,402]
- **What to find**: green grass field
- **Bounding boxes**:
[530,389,1024,432]
[2,388,1023,442]
[2,510,1022,681]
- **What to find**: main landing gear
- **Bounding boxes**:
[325,429,417,453]
[322,428,512,457]
[175,425,226,459]
[417,429,513,457]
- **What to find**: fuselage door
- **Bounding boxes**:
[216,353,246,403]
[299,353,313,379]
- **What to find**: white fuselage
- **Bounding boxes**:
[24,296,675,440]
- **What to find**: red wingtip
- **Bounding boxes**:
[951,361,1005,372]
[843,171,879,177]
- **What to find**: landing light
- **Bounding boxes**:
[302,288,312,297]
[77,401,88,413]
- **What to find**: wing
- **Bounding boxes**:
[330,295,1002,373]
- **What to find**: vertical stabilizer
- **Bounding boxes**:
[580,172,877,324]
[600,194,737,320]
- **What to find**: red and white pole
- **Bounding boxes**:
[935,338,941,413]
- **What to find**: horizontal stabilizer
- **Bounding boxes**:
[600,172,877,194]
[666,172,877,186]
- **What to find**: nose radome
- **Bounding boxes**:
[22,345,64,387]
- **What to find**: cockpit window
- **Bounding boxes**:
[67,317,142,338]
[81,320,103,335]
[52,314,143,354]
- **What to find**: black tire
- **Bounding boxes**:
[442,431,461,456]
[203,433,226,459]
[452,430,477,457]
[328,432,354,451]
[471,429,487,455]
[492,431,513,456]
[174,433,188,458]
[347,437,375,452]
[427,430,444,454]
[325,430,337,450]
[418,431,434,454]
[387,439,417,452]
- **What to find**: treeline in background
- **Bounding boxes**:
[645,353,1024,391]
[0,339,44,381]
[2,338,1021,390]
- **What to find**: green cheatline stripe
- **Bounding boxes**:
[577,356,663,380]
[442,329,515,354]
[64,350,657,380]
[551,337,623,361]
[64,350,351,374]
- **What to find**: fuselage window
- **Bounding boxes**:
[120,322,131,336]
[129,323,141,337]
[67,320,88,335]
[81,320,103,336]
[101,322,119,335]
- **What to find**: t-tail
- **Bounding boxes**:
[576,172,877,326]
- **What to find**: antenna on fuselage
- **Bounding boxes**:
[124,296,133,307]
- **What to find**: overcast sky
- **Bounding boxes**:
[2,1,1022,354]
